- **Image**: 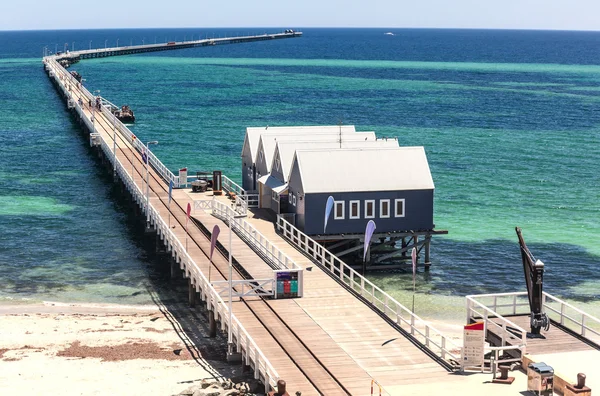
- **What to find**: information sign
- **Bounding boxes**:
[462,322,485,369]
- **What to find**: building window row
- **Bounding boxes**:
[334,199,405,220]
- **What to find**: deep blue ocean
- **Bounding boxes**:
[0,28,598,322]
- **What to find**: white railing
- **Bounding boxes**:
[543,292,600,342]
[46,61,279,391]
[46,57,180,188]
[222,175,259,209]
[209,200,303,272]
[194,200,213,211]
[234,194,248,215]
[276,215,461,365]
[466,291,600,369]
[245,194,259,208]
[211,279,274,298]
[466,293,528,368]
[222,175,244,196]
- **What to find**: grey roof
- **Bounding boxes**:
[293,147,434,193]
[244,125,357,163]
[258,131,376,173]
[274,138,399,182]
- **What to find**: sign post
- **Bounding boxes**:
[461,322,485,372]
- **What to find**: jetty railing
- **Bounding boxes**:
[275,215,461,366]
[45,56,181,187]
[466,293,527,368]
[543,293,600,342]
[45,58,279,390]
[467,291,600,343]
[202,200,303,273]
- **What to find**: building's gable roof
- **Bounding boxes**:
[257,131,376,173]
[244,125,357,164]
[294,147,434,194]
[275,138,399,182]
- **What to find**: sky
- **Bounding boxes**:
[2,0,600,31]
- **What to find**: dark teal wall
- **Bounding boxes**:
[301,190,434,236]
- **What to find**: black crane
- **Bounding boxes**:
[516,227,550,338]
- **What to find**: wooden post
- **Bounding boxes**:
[170,258,177,279]
[424,236,431,272]
[188,278,196,308]
[209,310,217,338]
[401,237,407,257]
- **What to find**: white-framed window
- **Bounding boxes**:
[395,199,405,217]
[364,200,375,219]
[272,190,278,201]
[275,158,280,171]
[334,200,345,220]
[349,200,360,219]
[292,194,297,206]
[380,199,390,218]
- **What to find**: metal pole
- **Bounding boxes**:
[112,111,117,176]
[145,141,158,228]
[89,40,92,50]
[117,38,119,47]
[105,39,107,49]
[228,211,233,353]
[91,96,95,134]
[145,144,150,226]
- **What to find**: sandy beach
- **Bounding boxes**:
[0,302,250,396]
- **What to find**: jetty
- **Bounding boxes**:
[42,34,600,395]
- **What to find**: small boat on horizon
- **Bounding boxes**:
[384,32,395,36]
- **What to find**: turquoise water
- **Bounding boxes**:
[1,28,599,323]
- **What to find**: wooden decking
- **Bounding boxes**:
[488,315,600,356]
[46,57,457,396]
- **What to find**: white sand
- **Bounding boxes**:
[0,302,241,396]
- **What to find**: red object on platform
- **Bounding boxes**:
[464,322,484,331]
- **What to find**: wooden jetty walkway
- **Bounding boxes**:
[42,37,470,395]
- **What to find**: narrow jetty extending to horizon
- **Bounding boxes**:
[42,33,600,395]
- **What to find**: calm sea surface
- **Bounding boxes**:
[1,28,599,322]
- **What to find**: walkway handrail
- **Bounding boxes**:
[222,175,245,196]
[275,215,461,364]
[98,123,279,391]
[466,294,528,356]
[543,292,600,340]
[45,57,180,187]
[46,59,279,390]
[208,200,303,272]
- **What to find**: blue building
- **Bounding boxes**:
[284,147,434,236]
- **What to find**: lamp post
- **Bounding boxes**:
[104,39,108,49]
[145,141,159,228]
[92,89,100,134]
[116,38,119,47]
[112,109,117,177]
[228,210,246,356]
[89,40,92,50]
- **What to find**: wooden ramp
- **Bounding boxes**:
[488,315,600,356]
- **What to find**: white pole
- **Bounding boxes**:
[145,144,150,226]
[112,112,117,176]
[91,97,95,134]
[228,211,233,353]
[145,141,158,228]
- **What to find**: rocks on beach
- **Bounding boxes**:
[176,378,261,396]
